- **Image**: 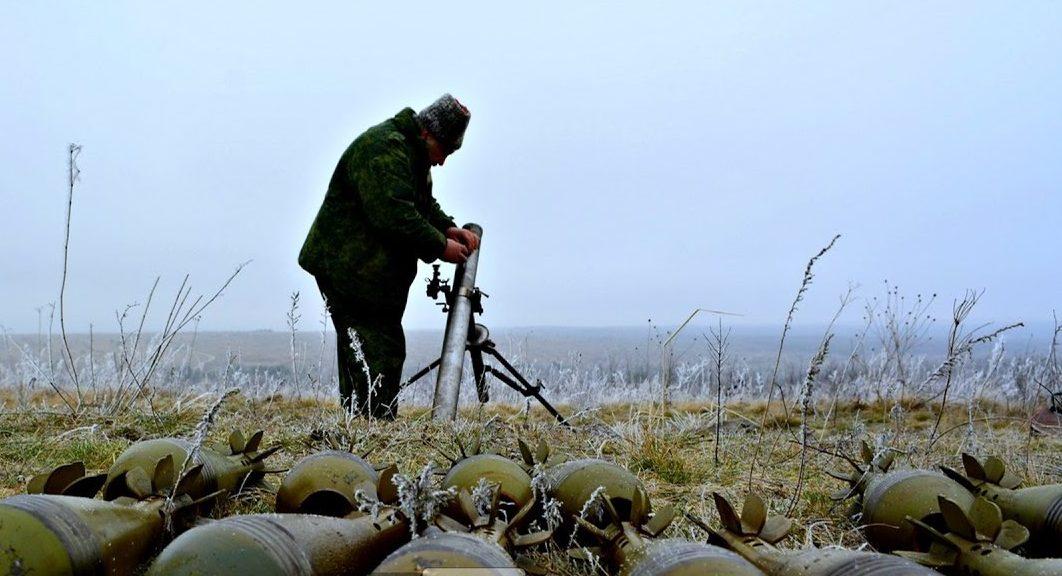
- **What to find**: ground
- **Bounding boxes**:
[1,392,1058,575]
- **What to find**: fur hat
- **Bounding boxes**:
[417,94,470,151]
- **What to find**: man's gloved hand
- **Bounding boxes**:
[446,227,480,252]
[441,238,470,264]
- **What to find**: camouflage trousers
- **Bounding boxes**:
[317,280,406,419]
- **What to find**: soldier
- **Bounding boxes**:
[299,94,478,418]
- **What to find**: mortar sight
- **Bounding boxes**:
[895,495,1062,576]
[940,453,1062,557]
[698,492,938,576]
[102,429,279,501]
[827,440,973,551]
[276,450,398,516]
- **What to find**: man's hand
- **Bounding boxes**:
[446,227,480,252]
[441,238,470,264]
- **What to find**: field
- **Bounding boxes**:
[1,386,1059,574]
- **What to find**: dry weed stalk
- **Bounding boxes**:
[56,144,83,413]
[106,264,247,414]
[286,291,302,396]
[165,387,239,532]
[660,308,740,408]
[922,290,1023,458]
[747,233,840,490]
[788,333,832,514]
[706,318,731,466]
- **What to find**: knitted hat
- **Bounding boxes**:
[417,94,470,151]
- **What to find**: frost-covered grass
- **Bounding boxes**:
[0,390,1058,575]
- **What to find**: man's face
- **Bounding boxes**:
[422,130,452,167]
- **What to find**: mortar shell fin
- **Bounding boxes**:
[996,519,1031,550]
[457,489,480,524]
[895,517,963,571]
[153,455,175,494]
[435,513,471,533]
[173,464,204,498]
[643,504,675,537]
[940,466,979,492]
[631,487,649,525]
[508,492,537,529]
[600,490,623,526]
[968,496,1002,538]
[228,430,246,454]
[939,496,977,540]
[712,493,743,534]
[247,444,282,464]
[906,516,960,551]
[878,451,896,472]
[935,495,1030,550]
[830,487,854,501]
[740,493,767,534]
[377,464,400,504]
[861,441,874,464]
[512,530,552,548]
[826,468,852,482]
[126,467,154,499]
[759,514,792,544]
[574,516,610,541]
[26,469,48,494]
[518,439,534,467]
[985,454,1022,488]
[243,430,264,453]
[29,461,86,495]
[962,453,987,481]
[535,439,549,465]
[63,473,107,498]
[984,455,1006,484]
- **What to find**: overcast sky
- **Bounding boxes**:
[2,2,1059,335]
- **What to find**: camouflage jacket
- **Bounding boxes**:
[299,108,455,314]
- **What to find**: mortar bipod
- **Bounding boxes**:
[402,261,568,426]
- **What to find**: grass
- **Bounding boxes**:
[1,390,1058,575]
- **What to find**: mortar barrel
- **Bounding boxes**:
[432,222,483,421]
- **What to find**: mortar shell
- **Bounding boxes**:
[440,454,533,522]
[370,530,519,574]
[767,548,937,576]
[148,512,408,576]
[276,451,380,515]
[103,438,262,500]
[944,537,1062,576]
[0,494,164,576]
[546,459,648,526]
[620,539,764,576]
[859,469,973,551]
[975,483,1062,557]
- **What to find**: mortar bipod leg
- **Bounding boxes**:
[399,357,442,391]
[470,347,489,403]
[481,344,569,426]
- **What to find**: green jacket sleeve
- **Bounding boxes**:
[357,143,447,261]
